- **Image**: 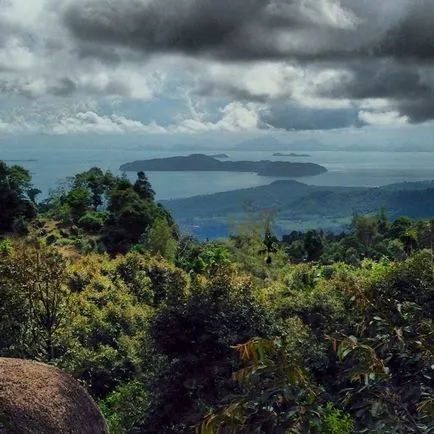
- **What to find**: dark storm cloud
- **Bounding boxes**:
[373,2,434,60]
[319,60,434,124]
[60,0,434,126]
[63,0,361,61]
[63,0,434,61]
[261,104,365,131]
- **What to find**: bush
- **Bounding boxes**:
[0,238,12,256]
[12,216,29,235]
[78,211,108,233]
[99,380,150,433]
[319,402,354,434]
[141,271,272,433]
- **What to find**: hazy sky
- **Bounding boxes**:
[1,0,434,146]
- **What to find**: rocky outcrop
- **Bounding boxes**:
[0,358,108,433]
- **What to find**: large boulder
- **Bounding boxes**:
[0,358,108,433]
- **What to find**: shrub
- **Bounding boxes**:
[78,211,108,233]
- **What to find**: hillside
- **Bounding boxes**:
[0,160,433,433]
[163,180,434,238]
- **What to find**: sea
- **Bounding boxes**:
[2,141,434,201]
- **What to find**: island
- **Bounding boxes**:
[120,154,327,177]
[273,152,310,157]
[208,153,229,158]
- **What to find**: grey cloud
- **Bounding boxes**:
[260,105,365,131]
[319,60,434,123]
[63,0,362,61]
[49,78,77,96]
[60,0,434,125]
[73,43,123,65]
[3,0,434,131]
[373,1,434,60]
[63,0,431,62]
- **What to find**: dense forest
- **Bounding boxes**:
[0,161,432,433]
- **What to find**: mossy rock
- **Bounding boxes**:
[0,358,108,433]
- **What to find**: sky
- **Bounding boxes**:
[1,0,434,147]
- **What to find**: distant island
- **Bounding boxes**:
[209,153,229,158]
[232,137,327,151]
[273,152,310,157]
[120,154,327,178]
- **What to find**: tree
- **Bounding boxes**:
[0,161,37,232]
[0,242,69,361]
[134,171,155,201]
[104,185,155,252]
[141,272,272,433]
[144,216,177,261]
[261,223,279,265]
[304,229,324,262]
[389,215,413,240]
[73,167,116,211]
[351,214,378,248]
[66,186,92,222]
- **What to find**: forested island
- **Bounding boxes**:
[120,154,327,177]
[0,160,432,433]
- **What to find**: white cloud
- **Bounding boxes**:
[358,110,409,126]
[192,59,353,109]
[0,0,159,101]
[177,102,261,133]
[49,111,167,134]
[0,115,37,134]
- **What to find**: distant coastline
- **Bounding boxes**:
[120,154,327,178]
[273,152,310,157]
[5,159,38,163]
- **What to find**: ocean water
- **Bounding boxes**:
[2,141,434,200]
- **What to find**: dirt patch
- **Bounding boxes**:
[0,358,108,433]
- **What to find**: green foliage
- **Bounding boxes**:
[0,242,69,361]
[43,168,174,254]
[99,380,150,433]
[1,166,433,434]
[304,230,324,262]
[141,272,272,433]
[114,251,188,307]
[0,161,37,232]
[190,243,232,275]
[227,212,287,283]
[319,402,354,434]
[66,186,92,221]
[103,175,160,253]
[0,238,12,256]
[61,264,154,395]
[73,167,116,211]
[134,171,155,201]
[78,211,108,233]
[198,338,351,434]
[144,216,178,261]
